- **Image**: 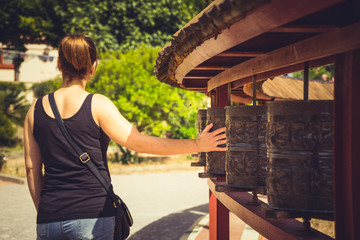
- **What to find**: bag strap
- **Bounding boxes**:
[48,92,120,205]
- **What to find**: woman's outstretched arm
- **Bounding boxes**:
[24,99,43,211]
[93,94,226,155]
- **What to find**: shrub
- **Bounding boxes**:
[0,82,29,147]
[31,76,62,97]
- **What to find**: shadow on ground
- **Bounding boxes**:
[128,204,208,240]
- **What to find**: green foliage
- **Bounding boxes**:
[0,0,57,47]
[0,82,30,147]
[0,82,29,126]
[31,77,62,98]
[0,151,5,171]
[0,0,61,80]
[292,65,334,81]
[0,116,17,147]
[1,0,211,52]
[50,0,210,51]
[88,46,207,162]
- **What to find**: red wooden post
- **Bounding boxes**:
[216,85,229,108]
[209,84,230,240]
[334,49,360,240]
[209,190,229,240]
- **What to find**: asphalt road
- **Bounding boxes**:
[0,169,209,240]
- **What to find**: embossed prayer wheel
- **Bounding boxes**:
[197,109,207,164]
[225,106,267,188]
[206,107,226,174]
[266,100,333,213]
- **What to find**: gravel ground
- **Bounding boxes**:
[0,168,209,240]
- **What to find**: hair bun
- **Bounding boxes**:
[58,34,97,81]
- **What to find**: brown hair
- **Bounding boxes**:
[58,34,97,82]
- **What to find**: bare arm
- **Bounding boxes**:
[24,99,43,211]
[93,94,226,155]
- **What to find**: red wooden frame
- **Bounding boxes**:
[209,84,230,240]
[207,50,360,239]
[334,50,360,240]
[0,52,14,69]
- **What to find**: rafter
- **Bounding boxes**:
[208,22,360,91]
[270,24,339,33]
[216,51,263,57]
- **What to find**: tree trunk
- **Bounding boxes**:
[13,54,23,82]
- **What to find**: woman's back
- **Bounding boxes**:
[33,90,114,224]
[42,87,89,119]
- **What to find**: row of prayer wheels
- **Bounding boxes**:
[196,100,333,214]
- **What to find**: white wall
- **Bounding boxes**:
[0,44,60,83]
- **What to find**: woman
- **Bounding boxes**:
[24,34,226,240]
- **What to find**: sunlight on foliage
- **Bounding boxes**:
[88,46,208,139]
[87,46,208,163]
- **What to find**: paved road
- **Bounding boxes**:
[0,169,209,240]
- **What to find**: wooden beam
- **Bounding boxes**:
[183,76,212,80]
[231,56,335,89]
[270,24,339,33]
[184,87,206,92]
[183,79,208,88]
[230,94,253,104]
[243,83,272,100]
[194,65,230,70]
[175,0,345,84]
[208,178,334,240]
[216,51,263,57]
[334,50,360,240]
[208,22,360,91]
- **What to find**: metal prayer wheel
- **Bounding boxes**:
[206,107,226,174]
[266,100,333,213]
[225,106,267,188]
[197,109,207,164]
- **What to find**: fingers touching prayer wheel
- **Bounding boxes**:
[206,107,226,175]
[225,106,267,189]
[197,109,207,165]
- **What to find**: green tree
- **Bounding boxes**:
[31,76,62,98]
[0,82,29,146]
[1,0,211,82]
[0,0,61,81]
[292,65,334,81]
[45,0,211,51]
[88,46,207,163]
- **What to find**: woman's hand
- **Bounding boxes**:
[94,94,227,155]
[196,123,226,152]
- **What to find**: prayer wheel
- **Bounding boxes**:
[206,107,226,174]
[266,100,333,213]
[225,106,267,188]
[197,109,207,164]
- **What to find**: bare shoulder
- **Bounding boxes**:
[91,94,119,126]
[27,98,39,119]
[92,93,112,103]
[92,93,117,111]
[24,98,39,131]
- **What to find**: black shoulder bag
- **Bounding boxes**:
[48,93,133,240]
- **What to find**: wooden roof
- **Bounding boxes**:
[155,0,270,88]
[261,76,334,100]
[155,0,360,100]
[229,76,334,104]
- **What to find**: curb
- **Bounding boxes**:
[0,173,26,184]
[179,214,209,240]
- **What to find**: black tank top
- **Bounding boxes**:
[33,93,114,223]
